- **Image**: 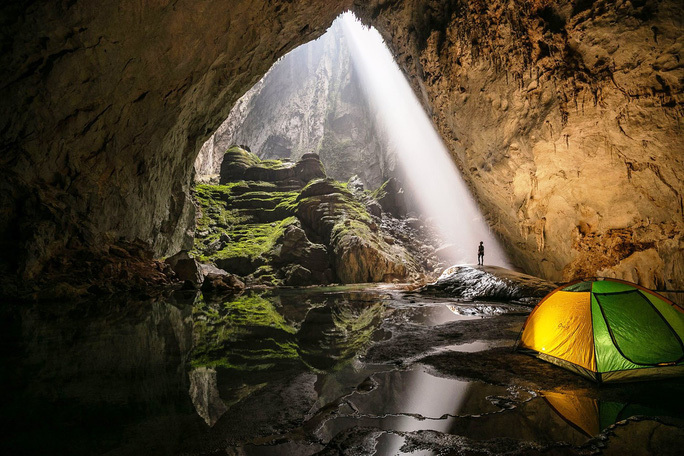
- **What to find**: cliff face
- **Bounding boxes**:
[0,0,353,280]
[357,0,683,288]
[1,0,682,288]
[195,20,391,189]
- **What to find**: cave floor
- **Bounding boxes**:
[2,285,683,455]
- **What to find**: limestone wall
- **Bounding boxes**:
[1,0,681,288]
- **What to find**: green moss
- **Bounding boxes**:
[191,293,299,369]
[259,159,289,170]
[223,146,261,167]
[371,179,390,200]
[202,216,297,263]
[250,265,281,286]
[193,183,247,232]
[191,179,301,264]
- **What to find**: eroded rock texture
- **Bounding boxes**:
[356,0,683,288]
[2,0,682,289]
[0,0,353,281]
[193,149,416,284]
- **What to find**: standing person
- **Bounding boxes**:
[477,241,484,266]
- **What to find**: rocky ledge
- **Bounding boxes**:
[421,265,557,303]
[191,147,422,286]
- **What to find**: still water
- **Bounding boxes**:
[2,285,683,455]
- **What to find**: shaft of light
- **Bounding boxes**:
[339,13,509,266]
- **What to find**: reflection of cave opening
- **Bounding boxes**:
[193,12,508,285]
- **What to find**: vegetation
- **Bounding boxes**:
[191,151,410,284]
[190,290,386,373]
[192,182,299,267]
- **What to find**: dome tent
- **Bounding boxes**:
[515,278,684,383]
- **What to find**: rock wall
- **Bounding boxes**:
[356,0,683,289]
[2,0,682,288]
[195,19,392,189]
[0,0,353,280]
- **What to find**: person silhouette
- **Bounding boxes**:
[477,241,484,266]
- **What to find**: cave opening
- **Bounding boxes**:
[191,11,509,287]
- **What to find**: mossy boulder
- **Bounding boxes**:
[219,146,325,187]
[219,146,262,182]
[296,179,413,283]
[194,158,417,284]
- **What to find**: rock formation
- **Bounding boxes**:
[421,265,557,302]
[0,0,354,286]
[1,0,682,291]
[194,19,392,189]
[193,148,418,284]
[356,0,683,289]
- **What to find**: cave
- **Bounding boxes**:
[2,0,682,293]
[1,0,683,454]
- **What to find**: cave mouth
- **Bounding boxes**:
[190,11,509,287]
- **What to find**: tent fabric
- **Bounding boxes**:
[517,278,684,383]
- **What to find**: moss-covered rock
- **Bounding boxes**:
[194,155,417,284]
[296,178,413,283]
[219,146,326,187]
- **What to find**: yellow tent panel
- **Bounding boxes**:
[520,291,596,372]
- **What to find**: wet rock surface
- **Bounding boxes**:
[357,0,684,288]
[421,264,558,303]
[3,286,682,455]
[1,0,682,298]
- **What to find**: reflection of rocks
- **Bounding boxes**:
[421,265,557,302]
[297,297,385,370]
[191,290,386,373]
[189,367,228,427]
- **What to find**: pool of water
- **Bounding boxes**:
[1,285,682,455]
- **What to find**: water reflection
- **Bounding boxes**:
[0,291,202,455]
[542,390,683,438]
[188,288,389,425]
[2,286,682,455]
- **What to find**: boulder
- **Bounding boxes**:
[295,153,326,183]
[421,265,557,303]
[271,223,330,273]
[199,263,229,277]
[172,258,204,287]
[165,250,191,269]
[215,255,266,277]
[283,264,315,286]
[366,201,382,219]
[201,273,245,293]
[219,146,261,183]
[333,232,409,283]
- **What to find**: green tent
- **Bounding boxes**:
[517,278,684,382]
